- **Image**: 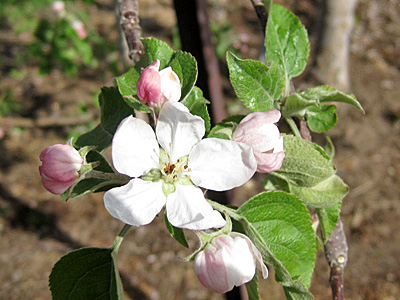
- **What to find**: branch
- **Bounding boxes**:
[324,217,348,300]
[118,0,144,63]
[249,0,271,34]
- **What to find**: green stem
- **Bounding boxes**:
[285,116,301,137]
[112,224,132,254]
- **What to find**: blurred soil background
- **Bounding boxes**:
[0,0,399,299]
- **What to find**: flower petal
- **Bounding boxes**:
[189,138,257,191]
[156,101,205,162]
[219,235,256,286]
[159,67,181,102]
[194,244,230,294]
[230,232,268,279]
[165,184,226,230]
[254,150,285,173]
[112,116,160,177]
[104,179,165,226]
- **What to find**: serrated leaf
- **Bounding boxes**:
[282,93,319,117]
[273,135,335,187]
[227,52,284,112]
[49,247,123,300]
[170,51,198,101]
[181,86,211,132]
[287,174,348,208]
[305,105,337,133]
[164,211,189,248]
[135,38,174,71]
[237,191,316,288]
[115,67,140,96]
[316,202,342,243]
[265,4,310,82]
[208,115,246,139]
[245,274,260,300]
[75,87,134,151]
[300,85,364,113]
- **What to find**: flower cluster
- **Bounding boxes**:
[39,59,286,294]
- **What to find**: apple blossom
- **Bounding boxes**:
[234,110,285,173]
[136,59,181,107]
[71,20,87,39]
[104,101,256,230]
[39,144,83,194]
[194,232,268,293]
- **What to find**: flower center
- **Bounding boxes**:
[161,157,190,183]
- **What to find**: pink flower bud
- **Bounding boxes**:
[136,60,181,107]
[39,144,83,194]
[234,110,285,173]
[51,1,66,17]
[194,233,268,294]
[71,20,87,39]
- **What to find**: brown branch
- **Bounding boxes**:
[249,0,270,34]
[324,217,348,300]
[118,0,144,63]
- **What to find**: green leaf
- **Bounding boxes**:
[115,67,141,96]
[181,87,211,132]
[284,174,348,208]
[245,274,260,300]
[227,52,284,112]
[273,135,335,187]
[170,51,198,101]
[282,93,319,117]
[75,87,134,151]
[265,4,310,82]
[305,105,337,133]
[237,191,316,289]
[208,115,246,139]
[135,38,174,71]
[300,85,364,113]
[316,202,342,243]
[324,136,335,160]
[49,247,123,300]
[164,211,189,248]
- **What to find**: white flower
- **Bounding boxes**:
[194,232,268,293]
[104,101,257,230]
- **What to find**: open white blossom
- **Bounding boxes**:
[104,101,257,230]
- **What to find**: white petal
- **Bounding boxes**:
[156,101,205,162]
[230,232,268,279]
[166,184,226,230]
[104,179,165,226]
[221,236,256,286]
[189,138,257,191]
[112,116,160,177]
[159,67,181,102]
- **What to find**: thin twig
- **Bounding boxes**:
[324,217,348,300]
[118,0,144,63]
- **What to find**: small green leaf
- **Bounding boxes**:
[273,135,335,187]
[245,274,260,300]
[300,85,364,113]
[305,105,337,133]
[181,87,211,132]
[265,4,310,81]
[282,93,319,117]
[237,191,316,288]
[115,67,140,96]
[227,52,284,112]
[49,247,123,300]
[286,174,348,208]
[324,136,335,160]
[75,87,134,151]
[170,51,198,101]
[164,211,189,248]
[208,115,246,139]
[135,38,174,71]
[316,202,342,243]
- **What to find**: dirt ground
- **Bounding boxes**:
[0,0,399,299]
